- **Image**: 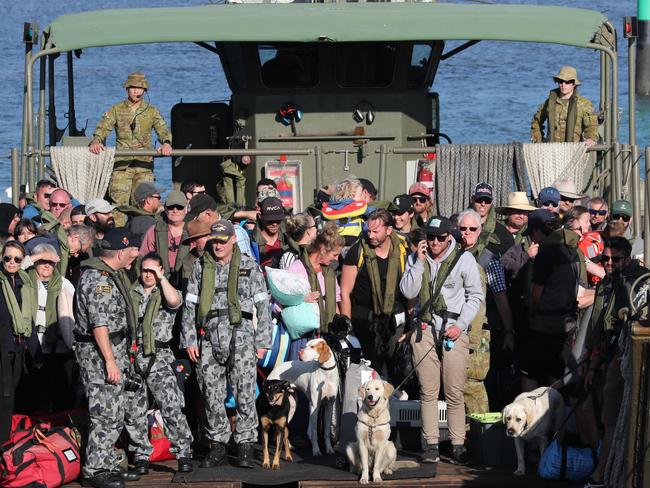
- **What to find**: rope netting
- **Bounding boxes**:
[50,147,115,204]
[523,142,590,197]
[433,143,526,217]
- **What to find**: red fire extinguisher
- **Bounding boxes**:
[417,153,435,192]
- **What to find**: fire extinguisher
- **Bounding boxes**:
[417,153,435,192]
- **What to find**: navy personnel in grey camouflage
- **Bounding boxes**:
[182,220,272,469]
[73,228,141,488]
[123,252,193,475]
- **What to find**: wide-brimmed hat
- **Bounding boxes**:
[552,179,584,200]
[182,220,212,244]
[553,66,581,86]
[496,192,536,213]
[123,72,149,89]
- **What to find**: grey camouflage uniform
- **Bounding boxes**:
[181,253,272,444]
[74,268,130,477]
[124,284,193,461]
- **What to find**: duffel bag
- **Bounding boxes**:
[0,425,81,488]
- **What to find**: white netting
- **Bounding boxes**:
[522,142,590,197]
[50,146,115,204]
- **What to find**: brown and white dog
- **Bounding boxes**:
[268,338,339,456]
[346,379,397,484]
[502,387,564,475]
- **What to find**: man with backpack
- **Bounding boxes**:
[400,216,483,467]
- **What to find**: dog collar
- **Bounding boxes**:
[320,363,337,371]
[358,419,390,444]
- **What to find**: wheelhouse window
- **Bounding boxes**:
[409,43,433,85]
[258,44,319,88]
[336,42,397,88]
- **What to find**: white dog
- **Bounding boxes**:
[502,386,564,475]
[346,379,397,484]
[268,338,339,456]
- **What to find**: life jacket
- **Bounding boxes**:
[322,200,367,238]
[418,244,465,323]
[578,231,604,285]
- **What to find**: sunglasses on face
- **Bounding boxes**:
[459,226,478,232]
[44,193,52,199]
[542,201,559,208]
[49,202,68,208]
[426,234,448,243]
[166,205,185,211]
[603,255,624,263]
[413,196,428,203]
[589,208,608,216]
[560,196,576,203]
[612,214,631,223]
[3,255,23,264]
[151,194,161,200]
[191,190,206,195]
[556,79,575,85]
[474,197,492,205]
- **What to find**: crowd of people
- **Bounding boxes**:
[0,68,647,488]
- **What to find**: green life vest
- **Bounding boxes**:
[81,257,138,338]
[545,89,578,143]
[418,243,465,323]
[197,245,242,327]
[358,232,407,316]
[473,206,502,259]
[129,283,161,356]
[301,250,337,333]
[29,267,63,330]
[153,215,190,275]
[0,269,36,337]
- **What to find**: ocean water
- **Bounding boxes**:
[0,0,640,197]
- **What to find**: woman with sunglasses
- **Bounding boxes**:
[530,65,598,147]
[27,243,76,412]
[0,241,38,443]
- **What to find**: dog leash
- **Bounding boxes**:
[392,339,437,396]
[525,357,590,402]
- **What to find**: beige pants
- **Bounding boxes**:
[411,327,469,446]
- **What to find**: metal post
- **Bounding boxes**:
[643,147,650,263]
[630,35,638,146]
[637,0,650,94]
[612,142,621,200]
[603,53,612,197]
[38,56,46,181]
[379,144,387,199]
[631,144,642,238]
[11,148,19,207]
[315,146,323,191]
[21,47,32,189]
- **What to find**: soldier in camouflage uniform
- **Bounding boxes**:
[89,73,172,226]
[530,66,599,146]
[123,253,193,474]
[181,220,272,469]
[216,156,249,206]
[73,228,141,488]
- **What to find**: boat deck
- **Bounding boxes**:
[65,451,566,488]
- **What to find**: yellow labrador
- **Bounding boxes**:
[346,379,397,484]
[502,386,564,475]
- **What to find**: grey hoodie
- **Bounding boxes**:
[400,237,484,333]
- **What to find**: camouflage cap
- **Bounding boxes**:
[553,66,581,86]
[123,72,149,90]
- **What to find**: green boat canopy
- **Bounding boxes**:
[43,3,608,52]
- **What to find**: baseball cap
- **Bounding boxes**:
[257,187,281,204]
[611,199,633,217]
[165,190,186,208]
[408,182,432,198]
[472,182,493,201]
[101,228,137,250]
[209,220,235,242]
[85,198,115,215]
[523,209,554,236]
[392,194,415,214]
[538,187,561,206]
[184,194,218,222]
[134,182,162,202]
[424,216,452,237]
[260,197,285,222]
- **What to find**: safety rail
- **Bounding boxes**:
[628,322,650,488]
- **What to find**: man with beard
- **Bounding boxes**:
[340,209,409,383]
[496,192,536,241]
[469,182,514,257]
[86,199,116,240]
[254,197,287,270]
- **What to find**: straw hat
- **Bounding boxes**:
[553,66,581,86]
[496,192,536,213]
[552,179,584,200]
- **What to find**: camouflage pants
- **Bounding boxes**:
[464,330,490,415]
[464,380,489,415]
[109,162,154,226]
[124,348,193,460]
[216,159,246,206]
[83,382,126,477]
[197,329,258,444]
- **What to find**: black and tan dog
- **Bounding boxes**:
[256,379,296,469]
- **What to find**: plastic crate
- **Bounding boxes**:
[467,413,517,467]
[389,400,449,450]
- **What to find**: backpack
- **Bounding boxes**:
[0,424,81,488]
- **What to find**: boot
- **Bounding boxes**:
[177,457,194,473]
[421,443,439,463]
[81,470,124,488]
[132,459,149,475]
[234,442,255,469]
[200,441,228,468]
